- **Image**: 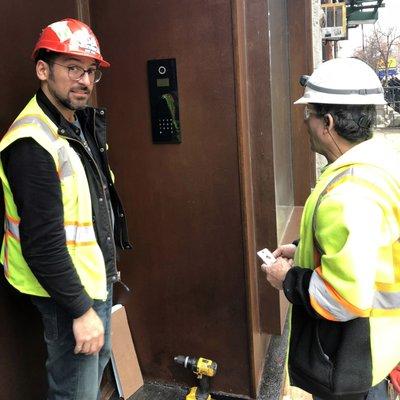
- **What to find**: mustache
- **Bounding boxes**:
[71,85,90,93]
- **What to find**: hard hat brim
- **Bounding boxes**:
[294,96,308,105]
[32,47,110,68]
[294,94,387,106]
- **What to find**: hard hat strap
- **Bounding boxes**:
[306,81,383,96]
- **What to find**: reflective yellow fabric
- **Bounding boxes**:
[0,96,107,300]
[295,137,400,385]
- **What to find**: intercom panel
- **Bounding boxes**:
[147,58,181,144]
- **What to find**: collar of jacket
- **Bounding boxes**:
[35,88,107,141]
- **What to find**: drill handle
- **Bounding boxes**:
[198,375,211,395]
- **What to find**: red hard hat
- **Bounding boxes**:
[32,18,110,67]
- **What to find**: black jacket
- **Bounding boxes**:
[1,89,132,317]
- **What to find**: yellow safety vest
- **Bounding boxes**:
[294,137,400,385]
[0,96,107,300]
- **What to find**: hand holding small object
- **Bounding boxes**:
[272,243,297,260]
[261,257,293,290]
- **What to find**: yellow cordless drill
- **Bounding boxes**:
[174,355,218,400]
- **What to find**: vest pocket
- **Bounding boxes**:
[289,305,372,397]
[289,305,334,391]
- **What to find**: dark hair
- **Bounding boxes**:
[34,49,60,65]
[311,103,376,142]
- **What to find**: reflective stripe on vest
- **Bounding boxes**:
[5,214,20,240]
[7,114,57,142]
[2,215,20,277]
[309,167,400,321]
[310,267,400,320]
[6,115,73,179]
[5,215,97,247]
[65,223,97,246]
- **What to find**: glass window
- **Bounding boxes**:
[335,7,343,27]
[326,8,334,27]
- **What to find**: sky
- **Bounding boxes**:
[338,0,400,57]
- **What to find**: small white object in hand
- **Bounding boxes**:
[257,248,276,267]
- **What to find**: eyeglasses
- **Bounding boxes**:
[51,62,102,83]
[303,106,318,121]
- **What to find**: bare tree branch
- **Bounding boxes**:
[353,24,400,86]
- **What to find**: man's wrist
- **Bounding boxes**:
[66,291,94,318]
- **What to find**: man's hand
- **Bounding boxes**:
[261,257,293,290]
[73,307,104,355]
[272,243,297,260]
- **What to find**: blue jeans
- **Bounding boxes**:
[31,285,113,400]
[313,379,388,400]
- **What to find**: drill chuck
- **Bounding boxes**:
[174,355,217,377]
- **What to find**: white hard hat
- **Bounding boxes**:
[294,58,386,105]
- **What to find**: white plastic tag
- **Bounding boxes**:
[257,248,276,267]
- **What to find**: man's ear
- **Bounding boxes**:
[324,113,334,131]
[36,60,50,82]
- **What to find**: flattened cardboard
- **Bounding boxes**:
[111,304,144,399]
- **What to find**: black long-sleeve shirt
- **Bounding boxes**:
[1,138,93,318]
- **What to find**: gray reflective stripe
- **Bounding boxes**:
[65,224,97,243]
[311,271,400,319]
[309,272,355,321]
[5,217,20,241]
[9,115,74,180]
[3,236,8,274]
[8,115,57,142]
[58,147,74,179]
[307,81,383,96]
[373,291,400,310]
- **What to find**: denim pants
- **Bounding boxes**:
[31,285,113,400]
[313,379,388,400]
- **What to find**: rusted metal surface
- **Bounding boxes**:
[287,0,316,205]
[92,0,251,395]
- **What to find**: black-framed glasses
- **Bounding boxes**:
[51,62,102,83]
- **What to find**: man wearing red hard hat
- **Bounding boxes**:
[0,19,131,399]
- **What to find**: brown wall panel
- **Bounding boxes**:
[0,1,78,134]
[287,0,316,205]
[0,2,80,398]
[91,1,251,395]
[231,0,273,395]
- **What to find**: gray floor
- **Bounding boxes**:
[129,383,252,400]
[129,382,186,400]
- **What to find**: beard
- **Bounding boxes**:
[47,70,91,111]
[58,94,89,111]
[52,84,91,111]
